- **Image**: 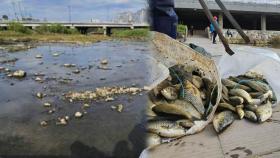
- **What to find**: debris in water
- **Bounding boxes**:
[52,53,60,57]
[83,104,90,108]
[97,65,112,70]
[48,109,55,114]
[40,121,48,127]
[56,117,67,125]
[35,54,43,59]
[74,112,83,118]
[65,86,143,101]
[111,104,124,112]
[105,97,114,102]
[10,70,26,78]
[101,59,108,65]
[72,69,80,74]
[63,64,76,68]
[43,102,51,107]
[35,77,43,83]
[36,92,44,99]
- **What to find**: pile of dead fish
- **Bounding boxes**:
[65,86,143,102]
[214,71,277,133]
[146,64,217,147]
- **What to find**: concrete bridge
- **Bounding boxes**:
[0,22,149,35]
[175,0,280,31]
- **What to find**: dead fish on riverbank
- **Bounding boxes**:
[8,70,26,78]
[147,120,186,138]
[213,111,235,133]
[216,71,276,133]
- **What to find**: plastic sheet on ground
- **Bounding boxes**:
[218,45,280,105]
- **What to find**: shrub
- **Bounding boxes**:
[7,22,32,34]
[112,28,149,38]
[35,24,79,34]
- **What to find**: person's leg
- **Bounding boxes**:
[213,31,217,44]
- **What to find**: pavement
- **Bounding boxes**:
[146,36,280,158]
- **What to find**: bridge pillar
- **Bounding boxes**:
[32,26,36,30]
[261,14,266,32]
[218,13,223,30]
[103,27,111,36]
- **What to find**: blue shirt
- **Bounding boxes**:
[210,21,218,33]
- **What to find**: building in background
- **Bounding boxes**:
[175,0,280,31]
[114,8,148,24]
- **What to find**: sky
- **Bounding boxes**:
[0,0,147,22]
[0,0,278,22]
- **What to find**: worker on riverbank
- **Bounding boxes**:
[210,16,218,44]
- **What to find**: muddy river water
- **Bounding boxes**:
[0,40,159,157]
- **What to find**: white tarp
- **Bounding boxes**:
[218,46,280,105]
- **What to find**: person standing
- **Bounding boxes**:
[189,25,194,36]
[210,16,218,44]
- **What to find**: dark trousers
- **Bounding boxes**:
[212,31,217,43]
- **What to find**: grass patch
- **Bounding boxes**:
[0,31,108,44]
[111,28,150,40]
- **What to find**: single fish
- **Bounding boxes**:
[153,80,172,97]
[244,104,258,112]
[147,120,186,138]
[258,90,273,102]
[218,103,236,112]
[161,86,178,101]
[256,102,272,123]
[229,89,253,104]
[236,105,245,119]
[153,101,202,120]
[242,71,264,81]
[146,133,162,147]
[191,75,204,89]
[229,96,244,106]
[222,93,230,102]
[213,111,235,133]
[228,76,241,83]
[222,85,229,97]
[176,119,194,128]
[181,81,205,114]
[222,79,237,88]
[249,92,263,98]
[246,80,270,93]
[244,110,258,122]
[223,78,251,91]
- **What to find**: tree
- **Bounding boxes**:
[2,15,8,20]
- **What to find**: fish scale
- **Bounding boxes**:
[182,88,205,115]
